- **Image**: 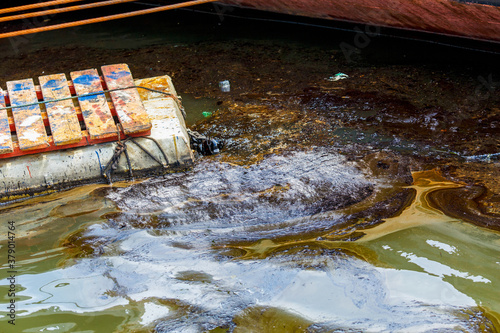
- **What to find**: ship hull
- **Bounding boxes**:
[220,0,500,43]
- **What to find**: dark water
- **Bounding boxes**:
[0,3,500,332]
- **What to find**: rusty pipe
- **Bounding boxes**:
[0,0,138,23]
[0,0,219,39]
[0,0,86,15]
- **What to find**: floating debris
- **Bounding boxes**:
[326,73,349,81]
[219,80,231,92]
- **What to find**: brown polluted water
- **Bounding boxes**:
[0,4,500,333]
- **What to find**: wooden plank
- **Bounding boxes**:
[8,100,125,133]
[6,79,49,151]
[39,73,82,146]
[70,68,117,140]
[3,78,108,104]
[101,64,151,135]
[0,92,13,154]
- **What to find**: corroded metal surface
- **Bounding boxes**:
[0,93,13,154]
[39,73,83,146]
[221,0,500,42]
[101,64,151,135]
[70,68,117,140]
[6,79,49,151]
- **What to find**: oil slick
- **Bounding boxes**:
[0,164,499,332]
[233,169,500,329]
[357,170,464,242]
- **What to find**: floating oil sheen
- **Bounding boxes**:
[1,153,499,332]
[0,4,499,332]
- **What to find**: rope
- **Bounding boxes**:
[0,0,137,24]
[102,138,131,183]
[0,0,86,15]
[101,135,170,183]
[129,136,170,166]
[0,85,185,117]
[0,0,218,39]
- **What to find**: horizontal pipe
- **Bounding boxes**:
[0,0,137,23]
[0,0,219,39]
[0,0,86,15]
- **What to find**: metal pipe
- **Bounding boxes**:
[0,0,218,39]
[0,0,86,15]
[0,0,137,23]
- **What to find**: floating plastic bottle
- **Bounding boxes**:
[219,80,230,92]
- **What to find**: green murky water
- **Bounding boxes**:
[1,3,500,332]
[1,164,499,332]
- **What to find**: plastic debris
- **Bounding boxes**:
[464,152,500,162]
[219,80,230,92]
[326,73,349,81]
[202,111,213,117]
[187,129,224,156]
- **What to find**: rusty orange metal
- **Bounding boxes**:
[0,0,85,15]
[0,0,137,24]
[0,0,219,40]
[221,0,500,43]
[102,64,152,135]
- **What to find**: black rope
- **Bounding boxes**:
[123,145,133,178]
[102,138,131,183]
[101,135,170,183]
[130,136,170,166]
[128,137,166,167]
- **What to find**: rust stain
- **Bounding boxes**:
[221,0,500,42]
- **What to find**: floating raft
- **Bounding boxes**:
[0,64,194,201]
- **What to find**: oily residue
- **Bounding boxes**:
[105,149,373,242]
[0,6,499,332]
[54,161,500,331]
[428,184,500,231]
